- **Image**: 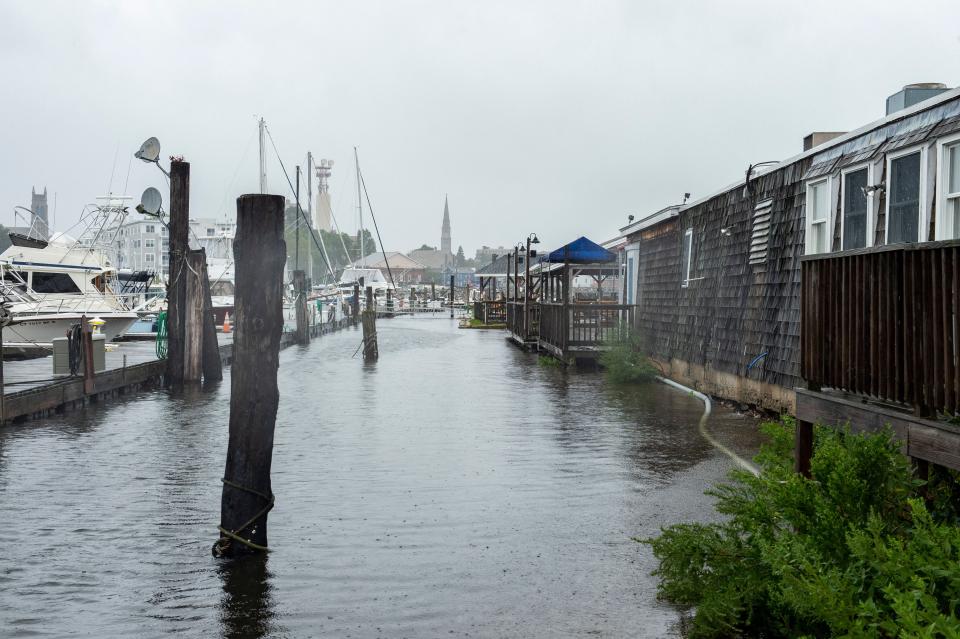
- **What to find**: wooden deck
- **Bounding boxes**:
[796,241,960,474]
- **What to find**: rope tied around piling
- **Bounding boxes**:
[212,477,275,557]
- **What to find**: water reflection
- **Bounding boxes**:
[218,555,280,639]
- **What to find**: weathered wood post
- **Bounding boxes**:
[214,194,285,557]
[450,274,455,319]
[352,284,360,324]
[200,249,224,382]
[293,269,308,344]
[82,316,95,395]
[362,286,378,361]
[431,282,436,301]
[167,160,190,388]
[184,249,206,382]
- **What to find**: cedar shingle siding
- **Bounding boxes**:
[635,159,811,395]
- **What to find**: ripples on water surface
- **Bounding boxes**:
[0,318,762,638]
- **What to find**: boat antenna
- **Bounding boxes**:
[356,155,396,290]
[258,116,267,193]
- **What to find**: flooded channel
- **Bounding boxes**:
[0,318,762,638]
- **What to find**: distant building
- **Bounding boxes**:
[313,158,333,232]
[31,187,49,239]
[441,195,452,254]
[474,245,509,265]
[350,251,427,284]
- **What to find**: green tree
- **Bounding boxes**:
[456,245,465,266]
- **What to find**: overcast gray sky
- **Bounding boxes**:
[2,0,958,256]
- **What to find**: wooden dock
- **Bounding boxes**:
[0,317,355,425]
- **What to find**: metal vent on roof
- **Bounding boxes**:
[749,199,773,266]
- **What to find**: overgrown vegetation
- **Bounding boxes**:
[599,324,657,383]
[645,418,960,638]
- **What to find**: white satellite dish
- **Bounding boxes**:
[139,187,163,216]
[135,137,161,163]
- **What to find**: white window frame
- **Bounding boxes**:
[936,132,960,241]
[681,228,694,288]
[805,176,833,255]
[144,253,155,263]
[885,145,929,244]
[840,163,874,250]
[144,239,155,248]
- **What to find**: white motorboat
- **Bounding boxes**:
[0,197,139,355]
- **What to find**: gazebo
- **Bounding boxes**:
[534,236,630,362]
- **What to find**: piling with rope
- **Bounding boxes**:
[214,194,286,558]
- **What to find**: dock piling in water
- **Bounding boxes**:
[215,194,286,557]
[293,269,308,345]
[362,286,378,361]
[166,160,190,388]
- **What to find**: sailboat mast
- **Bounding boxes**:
[355,147,363,263]
[258,117,267,193]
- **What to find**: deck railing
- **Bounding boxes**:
[506,301,539,341]
[539,303,634,354]
[473,300,506,323]
[801,240,960,415]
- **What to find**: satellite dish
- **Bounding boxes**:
[135,137,161,163]
[140,187,163,216]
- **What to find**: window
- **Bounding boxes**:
[145,253,155,263]
[32,272,81,294]
[805,178,832,254]
[133,239,141,248]
[842,167,870,250]
[145,239,155,248]
[938,137,960,240]
[162,239,169,249]
[206,227,215,236]
[145,225,155,234]
[680,228,694,287]
[886,148,924,244]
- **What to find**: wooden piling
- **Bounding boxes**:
[293,269,308,344]
[431,282,436,301]
[362,286,378,361]
[450,274,455,318]
[184,249,206,382]
[352,284,360,324]
[82,316,95,395]
[215,194,286,557]
[167,160,190,388]
[200,249,223,382]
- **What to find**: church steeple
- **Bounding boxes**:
[441,195,451,254]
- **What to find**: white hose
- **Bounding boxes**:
[656,376,760,477]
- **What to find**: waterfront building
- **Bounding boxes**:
[474,245,509,265]
[618,83,960,414]
[349,252,427,284]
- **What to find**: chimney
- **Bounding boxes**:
[886,83,950,115]
[804,131,847,152]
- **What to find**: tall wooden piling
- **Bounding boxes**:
[167,160,190,388]
[82,316,95,395]
[352,284,360,324]
[431,282,436,301]
[200,249,223,382]
[293,269,308,344]
[449,275,455,318]
[184,249,206,382]
[215,194,286,557]
[362,286,378,361]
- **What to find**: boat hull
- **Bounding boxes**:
[4,312,139,348]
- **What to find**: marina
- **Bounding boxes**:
[0,316,762,638]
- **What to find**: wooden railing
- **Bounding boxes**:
[473,300,506,323]
[801,241,960,415]
[506,301,539,341]
[539,303,634,354]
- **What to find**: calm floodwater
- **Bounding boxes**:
[0,318,762,638]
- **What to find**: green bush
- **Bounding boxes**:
[599,324,657,384]
[645,418,960,638]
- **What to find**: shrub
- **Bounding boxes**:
[645,418,960,638]
[599,324,657,384]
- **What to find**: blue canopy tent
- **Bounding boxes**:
[542,236,617,264]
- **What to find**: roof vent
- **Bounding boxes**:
[886,83,950,115]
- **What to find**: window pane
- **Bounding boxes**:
[811,182,829,222]
[949,144,960,194]
[32,272,81,294]
[843,169,868,250]
[948,198,960,240]
[810,222,826,254]
[680,231,692,284]
[888,152,921,244]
